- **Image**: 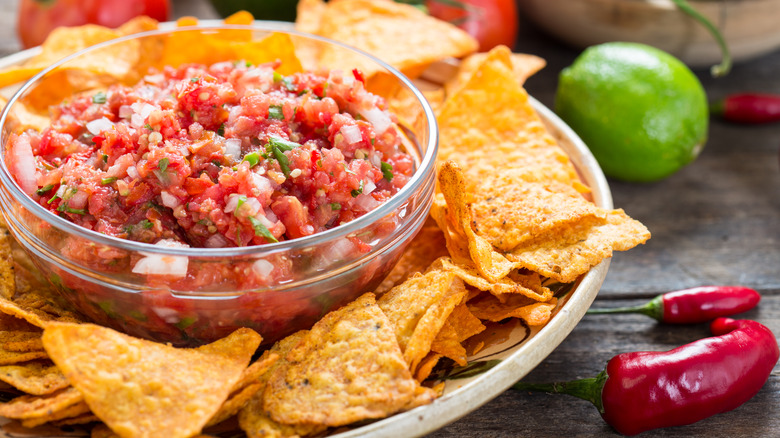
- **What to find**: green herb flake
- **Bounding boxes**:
[330,202,341,211]
[175,316,197,330]
[282,76,296,92]
[268,105,285,120]
[190,77,200,83]
[92,92,107,104]
[264,136,302,177]
[56,204,87,215]
[248,216,279,243]
[36,184,54,195]
[351,180,364,198]
[102,154,109,162]
[243,152,261,167]
[140,219,153,229]
[273,71,283,83]
[157,158,169,172]
[217,123,225,136]
[381,161,394,182]
[144,123,153,131]
[101,177,118,185]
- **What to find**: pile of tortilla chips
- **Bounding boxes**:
[0,1,650,436]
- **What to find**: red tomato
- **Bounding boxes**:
[16,0,171,49]
[426,0,518,51]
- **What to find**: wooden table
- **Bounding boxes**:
[1,0,778,436]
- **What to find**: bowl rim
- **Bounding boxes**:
[0,24,438,257]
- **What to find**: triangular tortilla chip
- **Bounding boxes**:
[42,323,261,438]
[264,293,418,426]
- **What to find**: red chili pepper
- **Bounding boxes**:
[710,93,780,124]
[352,68,366,84]
[586,286,760,323]
[514,318,779,436]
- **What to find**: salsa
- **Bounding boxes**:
[6,61,414,249]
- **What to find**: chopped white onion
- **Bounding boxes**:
[68,190,88,209]
[160,191,180,208]
[242,197,262,216]
[311,238,354,271]
[359,107,391,134]
[54,184,68,198]
[224,138,242,163]
[354,194,381,211]
[132,239,190,278]
[252,259,274,277]
[132,102,157,119]
[204,233,229,248]
[86,117,114,135]
[130,114,144,128]
[151,306,180,323]
[118,105,133,119]
[224,193,240,213]
[369,151,382,168]
[253,213,274,229]
[363,180,376,195]
[10,135,38,195]
[340,124,362,145]
[127,166,139,179]
[252,173,272,194]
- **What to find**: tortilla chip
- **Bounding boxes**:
[468,293,558,326]
[205,353,279,427]
[0,229,14,300]
[0,347,49,365]
[20,400,92,428]
[414,352,443,382]
[505,209,650,282]
[42,323,261,438]
[0,290,82,328]
[296,0,327,34]
[264,293,418,426]
[316,0,477,77]
[1,330,44,352]
[51,412,100,426]
[238,331,328,438]
[471,180,607,252]
[445,48,547,96]
[0,360,69,395]
[430,257,553,302]
[233,32,304,76]
[378,267,468,370]
[436,161,516,282]
[436,47,580,190]
[0,386,83,420]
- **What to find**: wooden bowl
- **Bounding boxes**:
[519,0,780,67]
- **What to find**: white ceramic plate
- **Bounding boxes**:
[0,21,611,438]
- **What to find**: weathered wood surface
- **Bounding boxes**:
[1,0,778,436]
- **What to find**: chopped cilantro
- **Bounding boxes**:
[248,216,279,243]
[273,71,283,82]
[282,76,296,92]
[101,177,118,185]
[36,184,54,195]
[217,123,225,136]
[236,195,247,212]
[268,104,285,120]
[316,159,323,168]
[157,158,169,172]
[92,92,106,104]
[330,202,341,211]
[140,219,153,229]
[175,316,197,330]
[351,180,364,198]
[243,152,261,167]
[102,153,109,162]
[56,204,87,215]
[190,77,199,83]
[143,123,153,130]
[264,136,301,177]
[381,161,394,182]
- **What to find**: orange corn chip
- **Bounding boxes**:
[0,386,83,421]
[0,229,14,300]
[0,361,69,395]
[468,293,558,326]
[315,0,478,77]
[445,48,547,96]
[264,293,418,426]
[42,323,262,438]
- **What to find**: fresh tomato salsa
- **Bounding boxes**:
[6,61,414,250]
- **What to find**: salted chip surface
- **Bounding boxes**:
[0,386,83,420]
[471,180,607,252]
[378,267,468,370]
[445,47,546,96]
[0,229,14,300]
[264,293,417,426]
[0,361,69,395]
[41,323,261,438]
[507,209,651,283]
[316,0,477,77]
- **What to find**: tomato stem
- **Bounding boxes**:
[670,0,731,77]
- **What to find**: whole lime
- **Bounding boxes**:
[555,42,708,182]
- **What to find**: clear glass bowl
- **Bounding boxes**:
[0,25,437,346]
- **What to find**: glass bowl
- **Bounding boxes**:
[0,25,437,346]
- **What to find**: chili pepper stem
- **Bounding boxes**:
[586,295,664,321]
[513,370,607,413]
[670,0,731,77]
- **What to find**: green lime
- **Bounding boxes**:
[555,42,708,183]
